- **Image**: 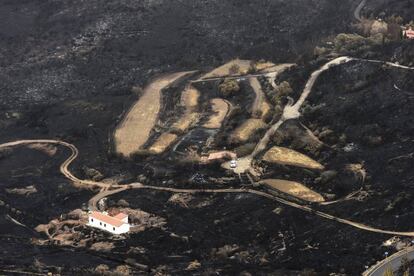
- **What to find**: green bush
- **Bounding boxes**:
[219,78,240,97]
[267,81,293,106]
[276,81,293,96]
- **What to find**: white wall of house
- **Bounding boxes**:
[88,217,130,234]
[114,223,130,234]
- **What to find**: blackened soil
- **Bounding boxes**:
[0,146,97,273]
[3,0,414,275]
[364,0,414,22]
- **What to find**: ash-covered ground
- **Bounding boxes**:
[1,0,414,275]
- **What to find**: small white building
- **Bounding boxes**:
[88,211,130,234]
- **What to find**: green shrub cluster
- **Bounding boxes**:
[219,78,240,97]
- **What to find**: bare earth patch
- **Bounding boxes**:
[260,179,325,202]
[201,59,252,79]
[172,113,200,133]
[114,71,194,157]
[171,86,200,133]
[230,119,267,144]
[167,193,194,208]
[262,146,324,170]
[34,217,88,247]
[90,242,115,252]
[117,208,167,233]
[180,85,200,109]
[147,133,178,154]
[203,98,230,129]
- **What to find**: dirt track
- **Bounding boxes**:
[249,77,270,119]
[3,138,414,237]
[226,56,412,173]
[2,57,414,245]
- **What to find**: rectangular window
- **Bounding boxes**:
[100,222,102,226]
[113,227,115,231]
[104,224,106,228]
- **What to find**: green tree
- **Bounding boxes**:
[219,78,240,97]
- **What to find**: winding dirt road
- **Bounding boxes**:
[0,139,107,188]
[225,56,413,173]
[3,137,414,237]
[3,56,414,243]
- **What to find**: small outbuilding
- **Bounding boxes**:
[88,211,130,234]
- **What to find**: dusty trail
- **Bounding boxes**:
[190,66,293,84]
[249,77,269,119]
[89,182,414,237]
[2,57,414,239]
[230,57,353,173]
[230,56,413,172]
[0,139,107,188]
[88,186,128,210]
[2,138,414,237]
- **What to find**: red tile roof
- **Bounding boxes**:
[113,213,128,220]
[90,211,126,227]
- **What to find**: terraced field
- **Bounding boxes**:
[202,98,230,129]
[114,72,195,157]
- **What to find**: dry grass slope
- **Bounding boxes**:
[262,146,324,170]
[147,133,178,154]
[171,86,200,133]
[114,71,193,157]
[260,179,325,202]
[203,98,230,129]
[201,59,252,79]
[230,119,267,144]
[180,86,200,109]
[172,113,200,133]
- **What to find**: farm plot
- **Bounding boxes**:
[114,71,194,157]
[229,119,268,144]
[262,146,324,170]
[202,98,230,129]
[171,86,200,133]
[260,179,325,203]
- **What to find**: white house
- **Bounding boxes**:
[88,211,130,234]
